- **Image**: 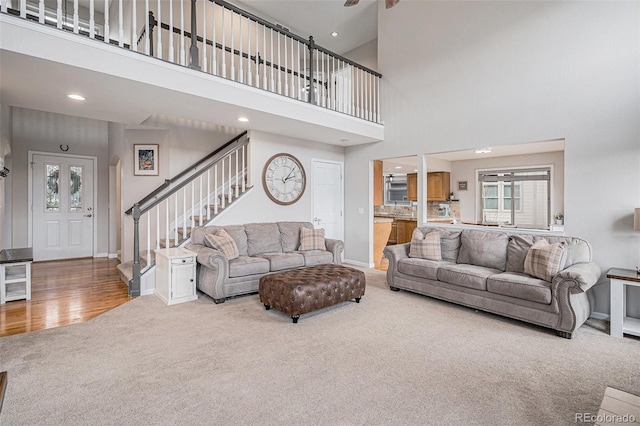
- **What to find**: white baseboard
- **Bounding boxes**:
[108,253,119,259]
[343,259,373,268]
[591,311,610,321]
[94,253,108,258]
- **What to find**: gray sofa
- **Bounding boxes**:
[185,222,343,303]
[384,227,601,338]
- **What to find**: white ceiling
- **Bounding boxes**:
[236,0,378,55]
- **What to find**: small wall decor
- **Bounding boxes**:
[458,181,468,191]
[134,144,159,176]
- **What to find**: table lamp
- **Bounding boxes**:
[635,208,640,273]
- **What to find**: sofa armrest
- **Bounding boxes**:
[325,239,344,265]
[195,247,229,301]
[383,243,410,288]
[184,242,205,255]
[553,262,602,293]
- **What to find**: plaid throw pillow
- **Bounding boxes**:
[298,227,326,251]
[203,229,240,260]
[523,239,566,282]
[409,228,442,261]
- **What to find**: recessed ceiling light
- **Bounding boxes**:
[414,169,418,172]
[474,147,492,154]
[331,31,339,37]
[395,166,402,169]
[237,117,249,122]
[67,94,86,101]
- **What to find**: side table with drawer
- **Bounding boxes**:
[154,248,197,306]
[1,248,33,305]
[607,268,640,338]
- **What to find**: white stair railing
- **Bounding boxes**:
[125,132,249,296]
[1,0,382,124]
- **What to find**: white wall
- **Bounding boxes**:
[344,1,640,316]
[213,130,344,226]
[344,39,378,72]
[10,107,110,255]
[0,104,11,249]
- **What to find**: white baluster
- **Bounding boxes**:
[89,0,95,38]
[221,6,226,78]
[131,0,137,52]
[73,0,79,34]
[376,75,380,123]
[255,21,260,88]
[198,175,202,226]
[284,36,288,96]
[220,160,225,209]
[56,0,62,29]
[214,164,219,214]
[356,67,360,117]
[297,40,302,100]
[182,187,187,239]
[262,26,267,90]
[38,0,44,24]
[211,2,216,74]
[246,18,251,86]
[206,169,211,221]
[147,211,151,265]
[238,16,243,83]
[180,0,185,65]
[241,145,246,192]
[303,41,307,101]
[228,155,232,204]
[103,0,109,42]
[174,194,178,245]
[331,55,336,110]
[144,0,150,54]
[270,29,275,91]
[20,0,25,18]
[230,11,235,81]
[156,0,162,59]
[202,0,207,72]
[156,205,160,250]
[167,0,173,61]
[235,149,239,198]
[1,0,7,14]
[290,37,294,98]
[165,201,169,249]
[277,32,281,94]
[118,0,123,47]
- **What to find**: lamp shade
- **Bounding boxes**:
[635,208,640,231]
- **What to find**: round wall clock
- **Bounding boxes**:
[262,153,306,205]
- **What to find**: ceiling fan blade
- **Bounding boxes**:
[385,0,399,9]
[344,0,359,7]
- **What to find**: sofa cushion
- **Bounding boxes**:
[256,252,305,271]
[298,250,333,266]
[278,222,313,252]
[457,229,508,271]
[245,223,282,256]
[228,256,270,278]
[506,235,535,273]
[398,258,452,281]
[409,228,442,261]
[487,272,552,304]
[437,263,502,291]
[439,229,463,263]
[299,227,327,251]
[193,225,248,256]
[524,240,567,282]
[203,229,240,260]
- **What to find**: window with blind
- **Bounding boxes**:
[478,167,550,229]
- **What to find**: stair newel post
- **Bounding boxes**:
[148,11,155,57]
[131,203,142,297]
[307,36,315,105]
[189,0,200,70]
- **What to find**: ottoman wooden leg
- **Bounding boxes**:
[291,315,300,324]
[264,304,271,310]
[355,297,361,303]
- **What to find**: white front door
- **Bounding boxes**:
[312,160,343,241]
[32,154,94,261]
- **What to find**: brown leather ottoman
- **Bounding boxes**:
[259,264,366,323]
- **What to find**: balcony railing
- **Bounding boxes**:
[2,0,383,123]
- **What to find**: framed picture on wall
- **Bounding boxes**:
[458,181,468,191]
[134,144,159,176]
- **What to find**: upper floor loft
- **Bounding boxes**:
[0,0,384,146]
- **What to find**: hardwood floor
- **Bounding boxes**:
[0,258,131,337]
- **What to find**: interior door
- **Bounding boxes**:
[312,160,343,241]
[32,154,94,261]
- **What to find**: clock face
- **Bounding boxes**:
[262,153,306,205]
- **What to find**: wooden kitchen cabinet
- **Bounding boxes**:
[406,173,417,201]
[374,160,384,206]
[387,220,398,245]
[396,219,418,244]
[427,172,451,201]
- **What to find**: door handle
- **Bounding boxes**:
[84,214,93,217]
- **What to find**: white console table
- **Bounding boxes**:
[607,268,640,338]
[0,248,33,305]
[154,248,197,306]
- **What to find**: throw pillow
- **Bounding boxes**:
[298,227,326,251]
[523,239,566,282]
[409,228,442,261]
[203,229,240,260]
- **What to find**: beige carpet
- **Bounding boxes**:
[1,268,638,425]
